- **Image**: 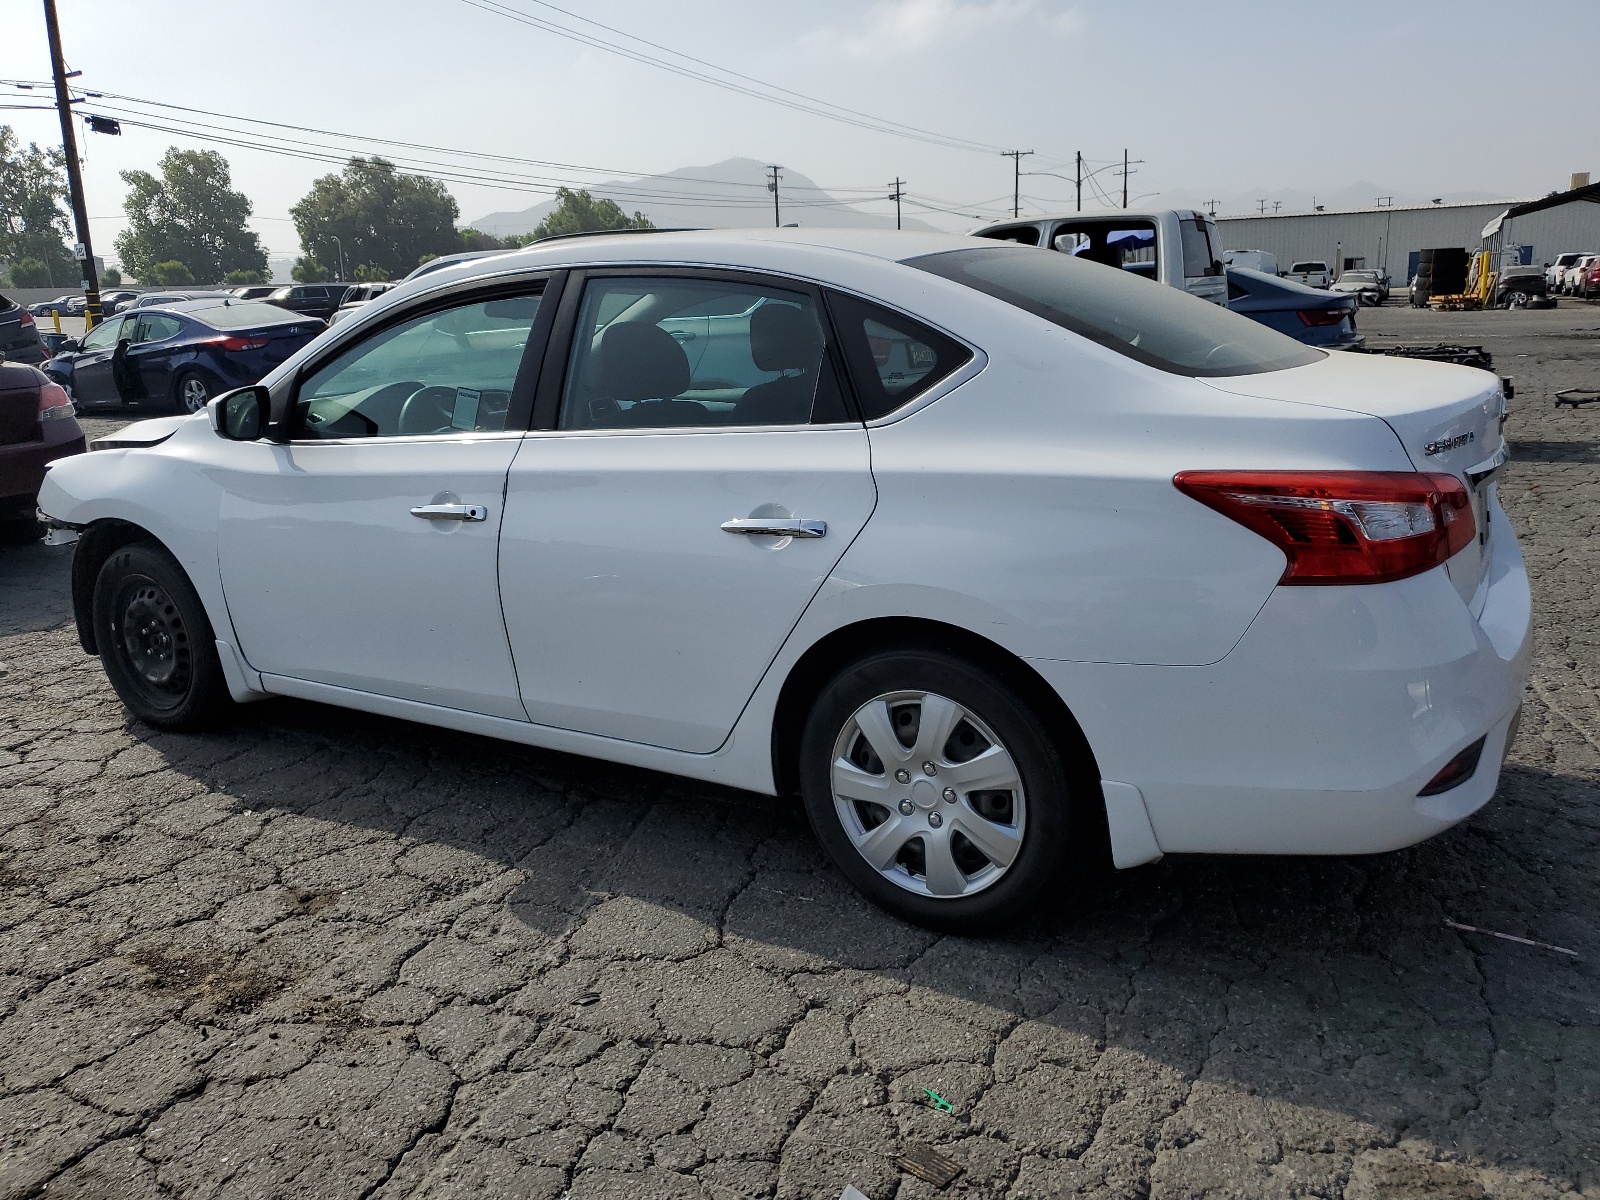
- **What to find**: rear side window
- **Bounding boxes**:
[1181,216,1219,278]
[826,291,971,419]
[907,245,1322,378]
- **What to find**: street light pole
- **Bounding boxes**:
[330,234,345,282]
[42,0,101,328]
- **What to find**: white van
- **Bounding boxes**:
[1222,248,1279,276]
[970,209,1228,305]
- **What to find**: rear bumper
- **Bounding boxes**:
[1033,501,1532,858]
[0,420,87,516]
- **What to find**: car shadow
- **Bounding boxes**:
[1508,439,1600,465]
[113,686,1598,1189]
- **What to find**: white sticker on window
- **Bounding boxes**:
[452,387,481,430]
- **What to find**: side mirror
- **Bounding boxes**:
[210,385,268,441]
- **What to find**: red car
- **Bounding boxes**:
[1577,258,1600,299]
[0,362,86,541]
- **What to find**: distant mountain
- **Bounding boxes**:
[468,157,937,236]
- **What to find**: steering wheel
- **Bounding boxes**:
[398,385,463,435]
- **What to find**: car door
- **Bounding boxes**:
[498,269,877,754]
[128,312,185,403]
[68,315,128,404]
[217,276,559,719]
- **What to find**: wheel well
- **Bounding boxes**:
[71,519,157,654]
[770,618,1108,849]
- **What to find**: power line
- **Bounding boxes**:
[457,0,1008,156]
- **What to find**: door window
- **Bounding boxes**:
[133,314,183,344]
[78,316,126,351]
[825,292,971,420]
[294,291,542,439]
[557,275,850,429]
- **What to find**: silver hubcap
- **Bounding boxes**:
[830,690,1026,898]
[181,377,209,412]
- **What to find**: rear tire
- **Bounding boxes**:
[92,542,233,730]
[173,370,211,415]
[799,647,1094,931]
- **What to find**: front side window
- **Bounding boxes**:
[558,275,849,430]
[826,292,971,420]
[907,244,1322,377]
[79,316,126,351]
[294,292,541,439]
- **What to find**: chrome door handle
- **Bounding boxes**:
[720,518,826,538]
[411,503,488,522]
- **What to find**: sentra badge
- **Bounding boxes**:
[1423,431,1475,456]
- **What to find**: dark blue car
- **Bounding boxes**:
[1226,267,1362,348]
[45,300,326,413]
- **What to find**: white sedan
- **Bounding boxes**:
[37,229,1530,930]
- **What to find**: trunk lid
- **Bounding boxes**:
[1202,350,1506,606]
[0,363,42,446]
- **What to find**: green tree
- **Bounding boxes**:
[223,268,268,285]
[146,260,194,286]
[102,267,122,287]
[291,256,331,282]
[531,188,654,240]
[0,126,75,286]
[7,258,52,287]
[352,263,390,282]
[291,158,459,281]
[115,148,268,284]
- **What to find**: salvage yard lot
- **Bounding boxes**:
[1,304,1597,1199]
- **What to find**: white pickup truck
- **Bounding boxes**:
[1286,260,1332,289]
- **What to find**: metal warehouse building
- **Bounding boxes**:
[1216,182,1600,282]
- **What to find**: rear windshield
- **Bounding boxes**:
[906,245,1323,377]
[189,301,306,329]
[1290,262,1327,272]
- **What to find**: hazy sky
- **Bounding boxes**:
[3,0,1598,262]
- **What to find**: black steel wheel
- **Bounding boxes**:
[93,542,232,729]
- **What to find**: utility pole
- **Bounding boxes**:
[43,0,100,328]
[1257,199,1268,215]
[766,165,783,228]
[1075,151,1082,212]
[887,178,905,230]
[1002,150,1033,219]
[1204,199,1219,216]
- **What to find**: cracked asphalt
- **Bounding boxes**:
[2,303,1598,1199]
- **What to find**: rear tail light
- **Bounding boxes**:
[205,335,270,352]
[38,381,74,421]
[1173,470,1476,584]
[1297,308,1350,327]
[19,310,34,327]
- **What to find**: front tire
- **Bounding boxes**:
[93,542,233,730]
[173,370,211,415]
[799,648,1092,931]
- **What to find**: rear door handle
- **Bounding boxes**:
[721,518,826,538]
[411,503,488,522]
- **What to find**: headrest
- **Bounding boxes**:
[750,303,822,373]
[597,322,690,401]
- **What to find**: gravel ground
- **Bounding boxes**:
[1,304,1597,1199]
